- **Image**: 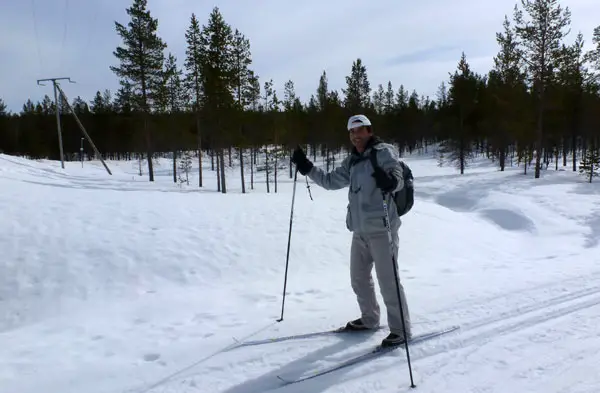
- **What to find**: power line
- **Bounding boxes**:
[30,0,43,73]
[59,0,70,71]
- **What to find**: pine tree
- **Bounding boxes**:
[246,70,261,111]
[0,98,9,154]
[165,55,186,113]
[343,58,371,113]
[72,96,90,114]
[158,53,187,183]
[384,81,395,114]
[114,82,134,114]
[271,90,282,193]
[102,90,113,111]
[178,150,193,185]
[373,84,385,114]
[231,28,254,193]
[487,16,528,171]
[22,99,35,114]
[40,95,54,115]
[246,70,261,190]
[442,52,481,174]
[283,79,303,177]
[199,7,235,193]
[585,25,600,73]
[184,12,205,187]
[396,85,409,110]
[154,53,175,114]
[90,90,113,113]
[283,80,298,112]
[558,32,591,171]
[434,81,450,149]
[316,71,337,151]
[110,0,167,181]
[403,90,421,147]
[231,29,253,109]
[579,142,600,183]
[513,0,572,178]
[263,79,274,193]
[316,71,329,111]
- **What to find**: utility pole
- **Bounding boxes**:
[55,83,112,175]
[36,77,112,175]
[37,77,74,169]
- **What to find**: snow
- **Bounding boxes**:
[1,149,600,393]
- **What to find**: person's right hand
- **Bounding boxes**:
[291,147,314,176]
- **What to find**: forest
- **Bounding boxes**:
[1,0,600,189]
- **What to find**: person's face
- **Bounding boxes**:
[349,126,371,151]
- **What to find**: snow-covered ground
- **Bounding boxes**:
[1,148,600,393]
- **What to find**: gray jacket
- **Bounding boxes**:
[307,139,404,234]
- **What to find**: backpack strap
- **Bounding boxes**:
[349,143,383,169]
[368,145,380,171]
[349,154,368,168]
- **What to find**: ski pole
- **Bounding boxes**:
[381,191,416,388]
[277,166,299,322]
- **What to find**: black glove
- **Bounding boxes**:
[291,147,314,176]
[372,167,397,193]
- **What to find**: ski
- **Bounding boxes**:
[276,325,459,385]
[230,325,387,348]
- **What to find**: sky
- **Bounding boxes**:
[1,0,599,114]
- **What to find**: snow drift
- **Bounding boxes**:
[1,151,600,393]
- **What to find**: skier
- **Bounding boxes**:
[291,114,411,347]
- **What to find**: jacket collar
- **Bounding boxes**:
[351,135,382,157]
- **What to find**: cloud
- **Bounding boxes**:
[386,46,460,66]
[1,0,598,114]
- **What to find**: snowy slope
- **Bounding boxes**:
[1,150,600,393]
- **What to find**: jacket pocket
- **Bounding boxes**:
[360,190,389,233]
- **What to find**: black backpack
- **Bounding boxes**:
[368,146,414,217]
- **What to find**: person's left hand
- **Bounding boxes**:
[372,167,397,192]
[291,147,314,175]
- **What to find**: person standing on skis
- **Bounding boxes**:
[291,114,411,348]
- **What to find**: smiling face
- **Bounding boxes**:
[349,126,372,152]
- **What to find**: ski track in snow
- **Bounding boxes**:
[1,151,600,393]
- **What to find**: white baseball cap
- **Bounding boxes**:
[347,114,372,131]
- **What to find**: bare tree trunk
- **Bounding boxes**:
[197,116,203,187]
[534,86,544,179]
[250,146,254,190]
[220,149,227,193]
[173,149,177,183]
[216,151,221,192]
[562,137,567,167]
[265,148,270,193]
[144,116,154,181]
[590,139,597,183]
[240,147,246,193]
[459,112,465,175]
[572,133,577,172]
